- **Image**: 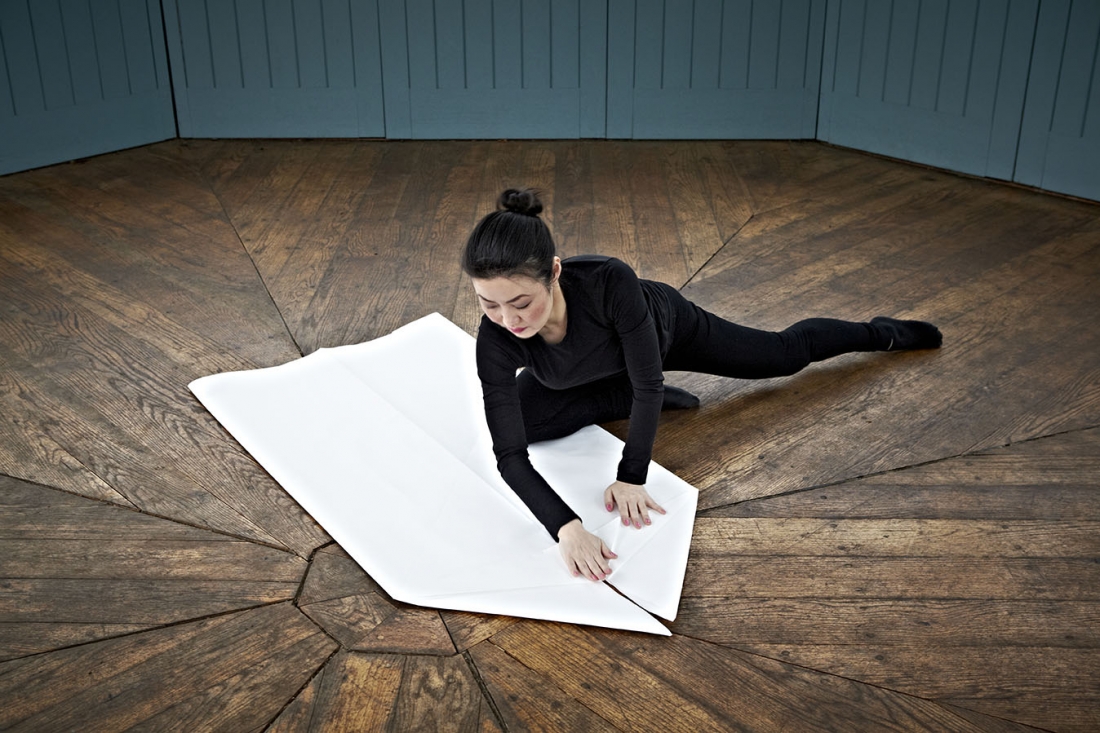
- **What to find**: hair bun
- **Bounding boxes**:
[498,188,543,217]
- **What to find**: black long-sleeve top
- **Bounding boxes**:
[475,256,676,540]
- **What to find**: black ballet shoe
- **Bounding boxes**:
[871,316,943,351]
[662,385,700,410]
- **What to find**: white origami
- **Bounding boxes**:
[190,313,697,635]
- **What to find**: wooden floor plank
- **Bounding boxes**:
[0,339,295,548]
[1,139,1097,731]
[490,621,993,732]
[0,603,336,732]
[440,611,519,652]
[0,479,306,661]
[277,651,405,732]
[744,645,1100,732]
[263,667,325,733]
[677,596,1100,647]
[677,423,1100,732]
[682,556,1099,600]
[0,156,331,556]
[263,650,489,732]
[691,517,1100,557]
[707,428,1100,520]
[658,188,1100,507]
[389,655,483,732]
[0,253,327,555]
[296,543,456,655]
[0,152,301,368]
[469,640,617,732]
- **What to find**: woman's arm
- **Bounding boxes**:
[476,322,580,541]
[602,260,669,527]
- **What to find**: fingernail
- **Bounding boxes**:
[606,503,614,511]
[634,520,641,528]
[644,518,651,525]
[622,518,629,526]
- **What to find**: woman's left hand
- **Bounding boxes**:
[604,481,666,529]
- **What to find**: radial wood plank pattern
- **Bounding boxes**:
[0,139,1096,731]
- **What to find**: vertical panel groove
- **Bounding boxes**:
[26,0,48,107]
[462,0,467,88]
[320,0,329,87]
[830,0,843,92]
[774,0,783,91]
[880,0,893,100]
[58,0,77,105]
[985,6,1010,137]
[716,0,725,87]
[292,0,301,86]
[429,0,437,89]
[688,0,696,87]
[491,0,496,88]
[660,0,666,88]
[0,23,15,114]
[856,0,865,96]
[1082,12,1100,137]
[174,0,191,88]
[202,0,215,87]
[802,0,811,88]
[519,0,524,89]
[746,0,753,88]
[261,2,272,88]
[549,0,554,88]
[961,2,979,116]
[115,0,132,94]
[1046,6,1072,133]
[575,0,584,89]
[144,0,160,90]
[233,0,245,87]
[906,0,921,105]
[933,1,947,112]
[348,0,357,87]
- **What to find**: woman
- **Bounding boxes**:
[463,188,941,582]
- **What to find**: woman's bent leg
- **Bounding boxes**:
[517,370,634,443]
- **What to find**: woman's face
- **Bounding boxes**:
[471,273,555,339]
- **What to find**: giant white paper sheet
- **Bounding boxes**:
[190,313,697,634]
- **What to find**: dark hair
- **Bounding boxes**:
[461,188,556,285]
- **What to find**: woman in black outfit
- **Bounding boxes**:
[463,188,942,582]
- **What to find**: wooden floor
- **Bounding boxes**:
[1,139,1098,732]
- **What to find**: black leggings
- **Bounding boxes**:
[518,292,884,443]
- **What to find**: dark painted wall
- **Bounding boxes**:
[2,0,1097,200]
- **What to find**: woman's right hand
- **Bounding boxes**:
[557,519,617,581]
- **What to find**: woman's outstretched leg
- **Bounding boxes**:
[663,298,940,379]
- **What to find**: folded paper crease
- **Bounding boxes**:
[190,313,697,635]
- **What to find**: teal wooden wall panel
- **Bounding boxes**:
[379,0,605,139]
[607,0,827,139]
[0,0,175,176]
[1016,0,1100,200]
[817,0,1038,180]
[163,0,386,138]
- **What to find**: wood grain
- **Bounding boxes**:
[469,640,618,732]
[675,419,1100,732]
[1,138,1097,731]
[0,603,335,731]
[297,543,457,655]
[0,478,306,661]
[490,620,992,732]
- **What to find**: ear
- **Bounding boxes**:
[550,257,562,285]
